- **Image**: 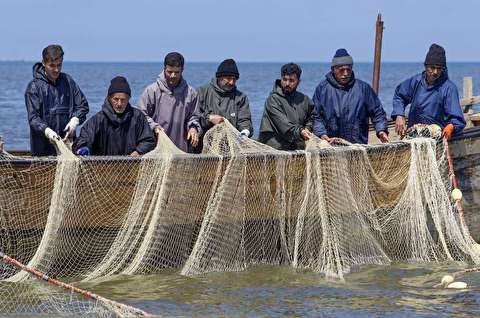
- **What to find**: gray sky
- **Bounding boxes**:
[1,0,478,62]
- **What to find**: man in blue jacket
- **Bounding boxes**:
[25,44,89,156]
[392,43,466,140]
[312,49,389,144]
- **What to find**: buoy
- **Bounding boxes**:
[441,275,454,285]
[452,188,463,201]
[429,124,442,136]
[447,281,468,289]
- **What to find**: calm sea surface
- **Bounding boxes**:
[1,62,480,317]
[79,263,480,317]
[1,61,480,149]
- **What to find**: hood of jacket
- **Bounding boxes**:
[101,98,133,126]
[272,79,300,98]
[209,78,237,96]
[422,68,449,89]
[156,71,188,95]
[32,62,53,83]
[326,71,356,90]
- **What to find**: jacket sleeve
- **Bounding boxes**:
[236,95,253,136]
[392,77,414,120]
[137,87,160,131]
[312,86,328,137]
[135,114,157,154]
[71,81,89,124]
[265,96,303,143]
[74,116,98,150]
[365,85,388,134]
[25,82,49,134]
[304,96,314,131]
[186,89,203,135]
[444,84,466,132]
[195,87,214,132]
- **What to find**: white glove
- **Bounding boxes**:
[64,117,79,138]
[240,129,250,137]
[44,127,60,142]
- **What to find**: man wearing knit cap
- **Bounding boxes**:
[138,52,201,152]
[312,49,389,144]
[392,43,465,140]
[196,58,253,142]
[74,76,156,156]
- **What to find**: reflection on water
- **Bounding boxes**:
[76,263,480,317]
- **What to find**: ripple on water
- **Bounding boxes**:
[71,263,480,317]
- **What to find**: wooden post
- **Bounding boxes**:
[463,77,473,102]
[461,77,480,127]
[372,14,384,95]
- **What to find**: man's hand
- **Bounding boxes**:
[320,134,331,142]
[378,131,389,143]
[240,129,250,138]
[63,117,79,141]
[395,116,407,138]
[154,126,164,136]
[130,151,140,157]
[44,127,60,142]
[301,129,313,141]
[187,127,199,147]
[208,114,224,125]
[442,123,454,141]
[76,147,90,156]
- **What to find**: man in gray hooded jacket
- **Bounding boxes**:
[137,52,201,152]
[196,59,253,138]
[259,63,314,150]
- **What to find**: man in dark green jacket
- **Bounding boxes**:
[196,59,253,138]
[258,63,314,150]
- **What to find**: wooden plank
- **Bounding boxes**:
[461,96,480,107]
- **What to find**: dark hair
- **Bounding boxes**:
[164,52,184,68]
[42,44,64,62]
[281,63,302,79]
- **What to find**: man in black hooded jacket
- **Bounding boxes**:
[74,76,156,156]
[259,63,314,150]
[25,44,89,156]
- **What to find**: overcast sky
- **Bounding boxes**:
[1,0,479,62]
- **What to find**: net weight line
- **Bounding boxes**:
[0,250,155,317]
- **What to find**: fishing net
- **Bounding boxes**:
[1,121,479,315]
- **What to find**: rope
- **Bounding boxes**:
[443,137,472,237]
[0,251,155,317]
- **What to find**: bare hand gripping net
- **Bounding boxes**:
[1,121,479,315]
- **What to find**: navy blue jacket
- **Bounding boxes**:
[25,63,89,156]
[391,70,466,133]
[74,99,156,156]
[312,72,388,144]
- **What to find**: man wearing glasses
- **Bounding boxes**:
[392,43,466,140]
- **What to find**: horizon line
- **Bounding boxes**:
[1,60,480,64]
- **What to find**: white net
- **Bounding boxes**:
[1,121,479,315]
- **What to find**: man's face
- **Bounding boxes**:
[164,65,183,88]
[43,57,63,82]
[109,93,130,114]
[425,64,444,84]
[217,76,237,91]
[280,73,300,95]
[332,64,353,86]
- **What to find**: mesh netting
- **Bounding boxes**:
[1,121,479,315]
